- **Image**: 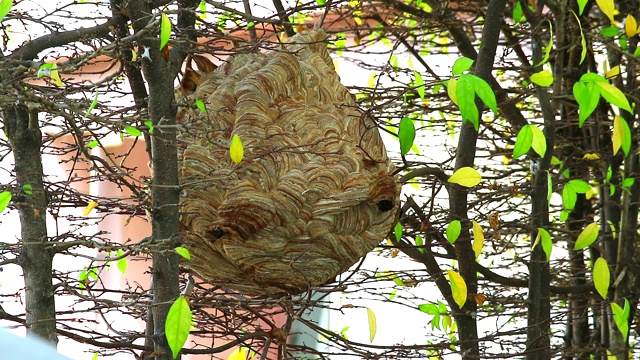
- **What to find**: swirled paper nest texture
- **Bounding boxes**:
[178,30,399,296]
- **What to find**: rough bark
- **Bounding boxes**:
[126,1,197,359]
[524,7,554,358]
[3,105,56,345]
[443,0,507,357]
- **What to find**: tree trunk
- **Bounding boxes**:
[126,2,197,358]
[3,105,57,345]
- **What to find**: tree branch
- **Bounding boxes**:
[10,15,125,61]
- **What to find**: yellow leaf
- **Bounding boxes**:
[574,222,600,250]
[50,63,64,87]
[448,167,481,187]
[367,72,378,88]
[227,347,248,360]
[583,153,600,160]
[366,308,377,343]
[447,78,458,105]
[626,14,638,37]
[613,115,623,155]
[606,65,620,79]
[529,125,547,158]
[596,0,615,22]
[593,257,610,300]
[472,221,484,259]
[530,70,554,87]
[613,115,631,156]
[447,270,467,309]
[83,201,99,216]
[229,134,244,164]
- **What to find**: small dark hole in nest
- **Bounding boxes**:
[376,199,394,212]
[209,228,226,238]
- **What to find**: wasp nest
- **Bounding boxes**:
[177,30,400,296]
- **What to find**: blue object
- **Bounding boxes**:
[0,329,72,360]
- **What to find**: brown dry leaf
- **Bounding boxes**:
[473,293,487,306]
[487,212,500,230]
[161,45,170,60]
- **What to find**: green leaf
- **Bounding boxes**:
[566,179,591,193]
[448,167,482,187]
[37,63,54,78]
[571,11,587,64]
[448,270,467,308]
[144,120,154,134]
[622,177,635,190]
[398,117,416,156]
[593,257,610,300]
[366,308,377,343]
[87,140,99,149]
[389,289,397,300]
[547,172,553,201]
[124,126,142,137]
[573,81,600,126]
[0,190,11,213]
[0,0,12,23]
[229,134,244,164]
[562,186,578,210]
[418,303,440,315]
[87,268,98,280]
[577,0,588,15]
[175,246,191,260]
[456,74,479,129]
[22,184,32,195]
[36,63,64,87]
[85,88,99,118]
[611,300,630,341]
[195,99,206,112]
[160,13,171,50]
[600,25,620,37]
[595,82,632,113]
[446,220,461,244]
[394,222,402,241]
[165,296,192,359]
[513,125,533,159]
[413,71,425,100]
[539,228,552,261]
[452,57,474,75]
[574,222,599,250]
[535,21,553,67]
[415,235,424,253]
[513,1,525,23]
[469,74,498,114]
[530,70,554,87]
[116,249,127,275]
[529,125,547,158]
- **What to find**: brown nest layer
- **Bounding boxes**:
[177,29,400,296]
